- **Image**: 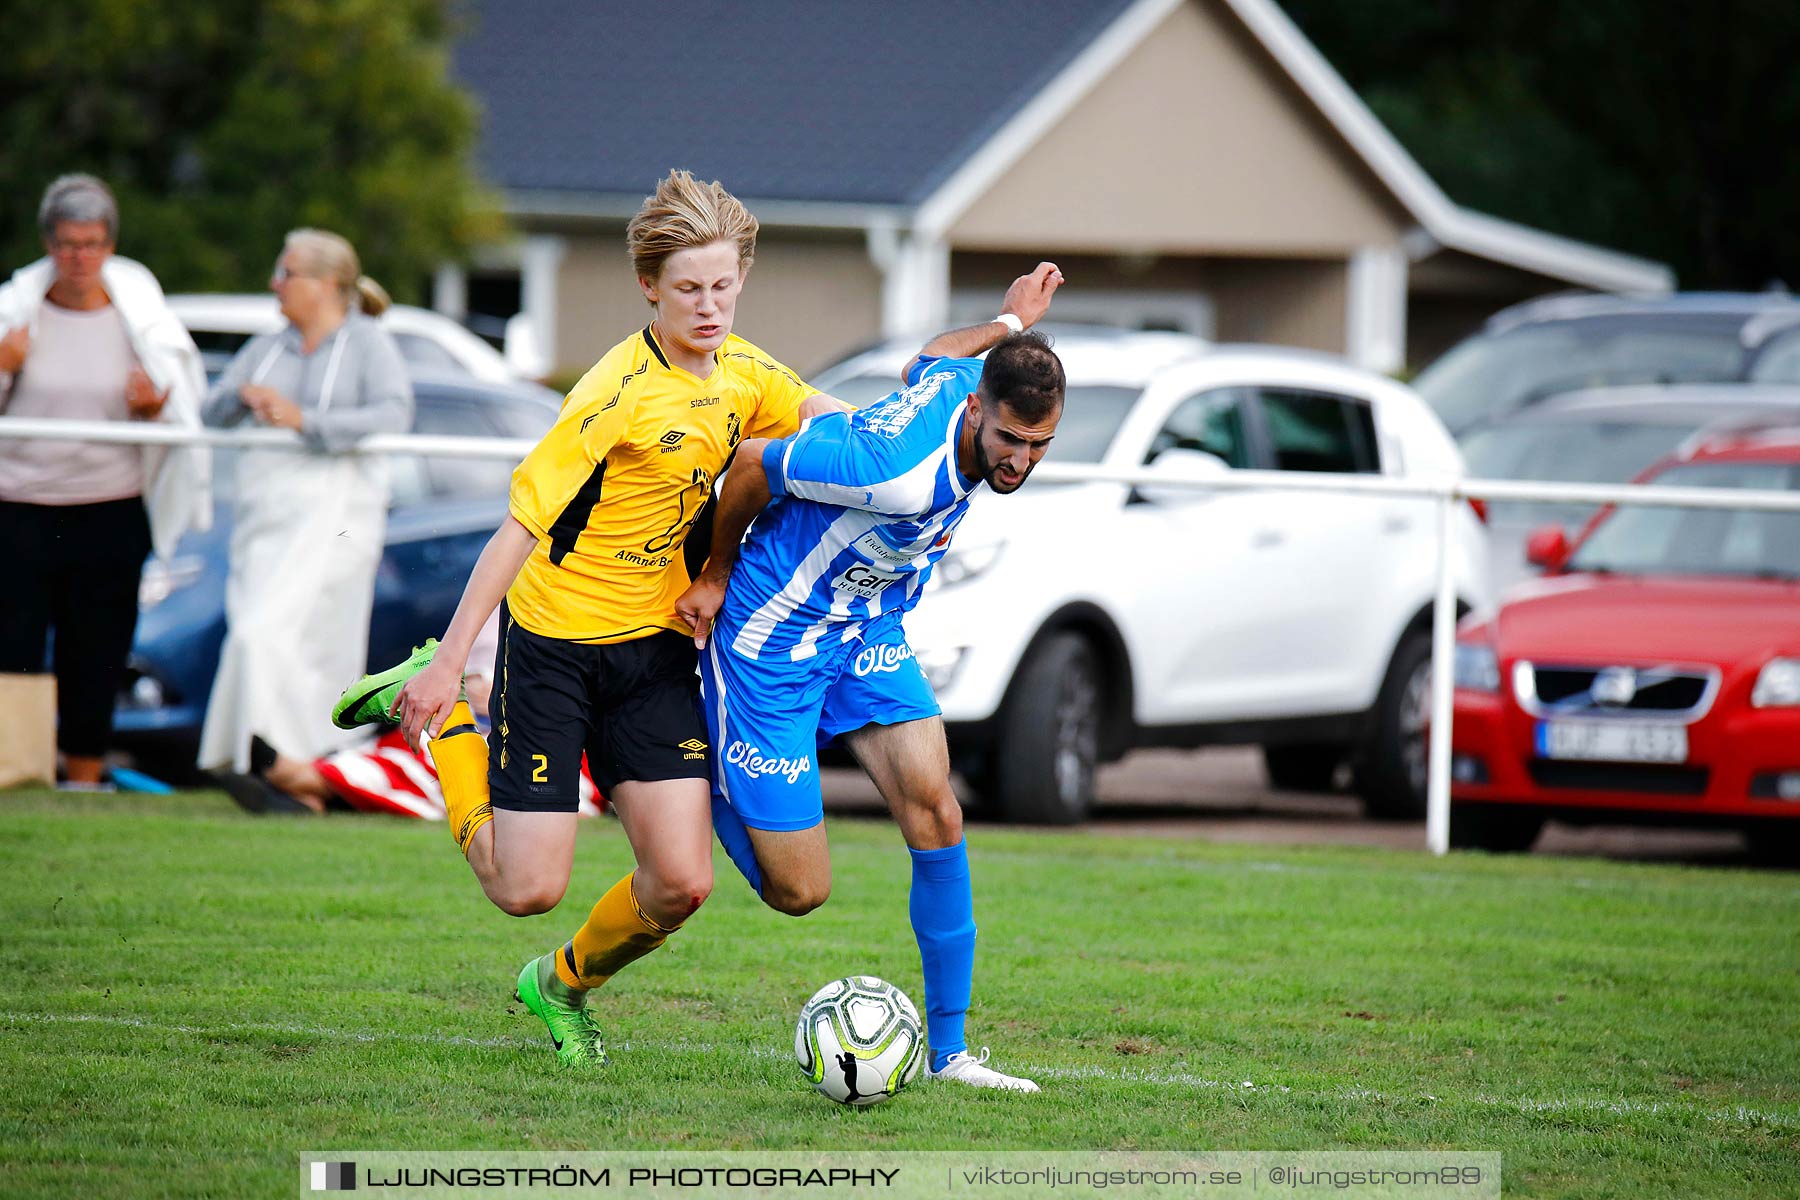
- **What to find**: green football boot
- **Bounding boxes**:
[331,640,442,729]
[515,953,606,1067]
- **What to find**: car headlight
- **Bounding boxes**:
[928,540,1006,591]
[1752,658,1800,707]
[139,555,206,610]
[914,646,968,692]
[1454,642,1499,692]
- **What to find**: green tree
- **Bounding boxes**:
[0,0,499,300]
[1281,0,1800,289]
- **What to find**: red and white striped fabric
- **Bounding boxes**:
[314,729,605,819]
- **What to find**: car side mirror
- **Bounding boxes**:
[1524,524,1570,572]
[1132,448,1230,506]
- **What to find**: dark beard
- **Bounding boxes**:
[977,439,1027,493]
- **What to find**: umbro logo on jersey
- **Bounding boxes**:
[660,430,688,453]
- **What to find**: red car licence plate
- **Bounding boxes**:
[1535,720,1688,764]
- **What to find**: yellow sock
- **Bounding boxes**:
[431,701,492,854]
[553,872,682,992]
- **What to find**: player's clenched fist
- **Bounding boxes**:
[1000,262,1065,330]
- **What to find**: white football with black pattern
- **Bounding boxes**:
[794,975,924,1107]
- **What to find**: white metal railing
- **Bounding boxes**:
[0,416,537,461]
[12,416,1800,854]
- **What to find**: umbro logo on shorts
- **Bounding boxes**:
[678,737,708,761]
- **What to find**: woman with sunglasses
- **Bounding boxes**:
[198,229,412,801]
[0,174,210,789]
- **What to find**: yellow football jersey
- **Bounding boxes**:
[507,326,813,642]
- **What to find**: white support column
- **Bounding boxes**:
[1346,244,1408,374]
[517,235,567,378]
[432,262,467,321]
[879,234,950,339]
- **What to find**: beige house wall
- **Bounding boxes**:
[728,234,884,378]
[1207,257,1348,351]
[953,251,1348,354]
[950,0,1407,256]
[549,227,879,380]
[554,224,647,379]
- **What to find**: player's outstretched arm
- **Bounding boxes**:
[674,438,774,649]
[395,515,536,749]
[799,392,855,419]
[901,261,1065,381]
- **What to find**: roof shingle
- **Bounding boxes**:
[452,0,1136,206]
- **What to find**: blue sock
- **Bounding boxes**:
[909,840,975,1071]
[710,791,764,897]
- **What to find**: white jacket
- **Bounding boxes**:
[0,255,212,559]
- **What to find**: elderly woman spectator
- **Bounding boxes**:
[0,174,210,788]
[198,228,412,780]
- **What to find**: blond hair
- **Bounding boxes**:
[284,228,391,316]
[625,170,758,290]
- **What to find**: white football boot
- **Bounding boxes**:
[928,1047,1040,1092]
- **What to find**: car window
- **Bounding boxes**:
[1043,386,1139,463]
[1255,389,1379,474]
[1569,461,1800,578]
[1146,388,1251,467]
[1749,328,1800,383]
[484,396,559,441]
[416,399,517,500]
[1415,319,1750,433]
[392,331,466,375]
[381,395,509,506]
[188,329,254,357]
[1461,417,1704,528]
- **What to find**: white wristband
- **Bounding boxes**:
[991,312,1024,335]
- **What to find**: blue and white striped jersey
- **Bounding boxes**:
[719,355,985,661]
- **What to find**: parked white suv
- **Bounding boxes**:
[169,294,525,383]
[814,327,1493,823]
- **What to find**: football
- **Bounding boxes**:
[794,976,925,1106]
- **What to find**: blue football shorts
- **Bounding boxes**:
[699,614,941,831]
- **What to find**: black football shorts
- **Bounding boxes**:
[487,606,710,812]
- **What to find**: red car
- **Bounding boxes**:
[1449,423,1800,862]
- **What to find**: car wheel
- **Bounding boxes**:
[1449,803,1544,853]
[993,633,1102,825]
[1358,629,1432,820]
[1262,743,1347,793]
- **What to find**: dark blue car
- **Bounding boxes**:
[113,371,560,771]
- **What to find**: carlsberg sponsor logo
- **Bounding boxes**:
[853,644,915,677]
[726,741,812,784]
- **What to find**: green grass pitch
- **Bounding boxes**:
[2,790,1796,1198]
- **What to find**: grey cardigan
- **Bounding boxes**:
[202,313,413,453]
